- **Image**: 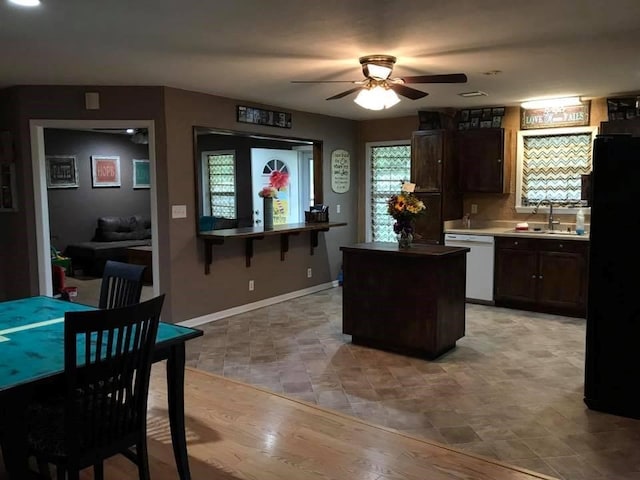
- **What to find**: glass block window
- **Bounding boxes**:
[206,152,236,218]
[370,144,411,242]
[521,132,593,207]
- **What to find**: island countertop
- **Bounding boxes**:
[340,242,470,257]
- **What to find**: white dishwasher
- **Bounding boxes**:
[444,233,495,303]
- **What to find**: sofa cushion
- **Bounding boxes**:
[94,215,151,242]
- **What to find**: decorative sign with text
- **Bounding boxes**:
[91,155,121,187]
[331,149,350,194]
[520,102,590,129]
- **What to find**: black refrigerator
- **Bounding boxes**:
[584,133,640,418]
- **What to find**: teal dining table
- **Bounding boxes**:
[0,296,203,479]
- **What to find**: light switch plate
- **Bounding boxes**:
[172,205,187,218]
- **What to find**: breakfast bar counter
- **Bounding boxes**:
[340,242,469,359]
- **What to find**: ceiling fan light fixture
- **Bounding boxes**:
[366,63,393,80]
[354,85,400,110]
[131,128,149,144]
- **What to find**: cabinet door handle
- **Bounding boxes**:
[514,241,518,245]
[437,159,442,164]
[559,244,563,248]
[531,274,537,279]
[539,275,544,279]
[497,158,502,163]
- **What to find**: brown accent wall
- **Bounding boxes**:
[1,85,358,322]
[162,88,357,322]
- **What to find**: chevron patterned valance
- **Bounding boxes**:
[521,133,592,207]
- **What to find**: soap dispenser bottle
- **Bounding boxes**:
[575,207,585,235]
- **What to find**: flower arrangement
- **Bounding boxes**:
[258,170,289,198]
[387,182,426,237]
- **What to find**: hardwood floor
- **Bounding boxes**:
[52,364,557,480]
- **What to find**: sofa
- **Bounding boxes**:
[64,215,151,277]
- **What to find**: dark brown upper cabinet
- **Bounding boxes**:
[410,130,461,245]
[411,130,447,192]
[456,128,513,193]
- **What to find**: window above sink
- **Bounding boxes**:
[515,126,597,215]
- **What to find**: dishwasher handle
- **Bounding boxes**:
[444,234,495,244]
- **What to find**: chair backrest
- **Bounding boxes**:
[63,294,165,461]
[99,260,146,309]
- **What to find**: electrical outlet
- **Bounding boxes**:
[248,280,254,291]
[471,204,478,214]
[307,268,312,278]
[336,204,341,214]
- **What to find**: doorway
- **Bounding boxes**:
[30,119,159,299]
[251,148,300,225]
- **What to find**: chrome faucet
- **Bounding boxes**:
[532,198,559,230]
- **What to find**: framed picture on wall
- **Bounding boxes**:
[45,155,78,188]
[91,155,120,187]
[132,159,150,189]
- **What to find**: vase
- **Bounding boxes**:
[396,229,413,249]
[263,197,274,230]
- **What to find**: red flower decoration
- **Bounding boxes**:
[269,171,289,190]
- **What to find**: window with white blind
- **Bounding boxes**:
[202,151,236,218]
[516,126,597,213]
[365,142,411,242]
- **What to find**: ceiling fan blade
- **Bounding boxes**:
[291,80,361,84]
[400,73,468,84]
[388,84,429,100]
[326,87,363,100]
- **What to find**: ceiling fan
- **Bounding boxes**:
[291,55,467,109]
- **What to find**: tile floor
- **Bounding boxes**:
[185,287,640,480]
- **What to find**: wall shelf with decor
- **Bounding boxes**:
[0,162,17,211]
[457,107,505,130]
[198,222,347,273]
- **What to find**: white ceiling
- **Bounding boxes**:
[2,0,640,120]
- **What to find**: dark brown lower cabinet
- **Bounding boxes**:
[413,193,443,244]
[494,236,588,317]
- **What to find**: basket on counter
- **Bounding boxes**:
[305,210,329,223]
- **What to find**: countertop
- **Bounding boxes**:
[444,225,590,241]
[341,242,470,256]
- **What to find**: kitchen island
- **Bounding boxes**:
[340,242,469,359]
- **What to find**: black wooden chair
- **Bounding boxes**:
[26,294,165,480]
[99,260,146,309]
